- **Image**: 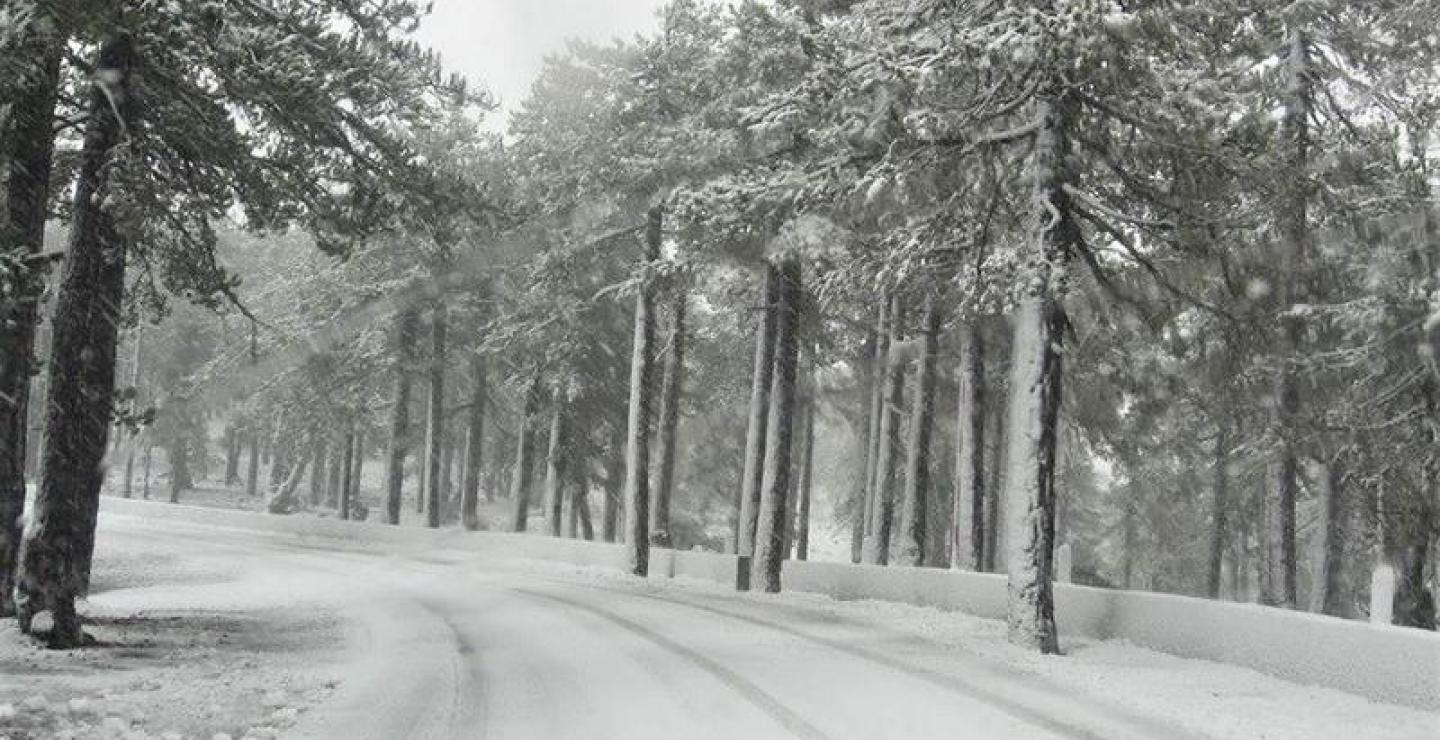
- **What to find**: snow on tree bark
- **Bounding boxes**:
[953,321,986,571]
[650,294,686,548]
[897,295,940,567]
[622,205,663,576]
[1002,90,1074,655]
[15,34,137,647]
[751,259,802,593]
[737,264,779,557]
[384,306,420,525]
[0,18,63,616]
[543,386,568,538]
[425,301,448,529]
[461,354,486,531]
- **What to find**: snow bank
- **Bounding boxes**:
[99,497,1440,711]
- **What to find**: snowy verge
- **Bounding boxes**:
[99,496,1440,711]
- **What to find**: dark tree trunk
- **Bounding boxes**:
[1264,29,1311,611]
[511,375,542,531]
[0,18,63,616]
[246,432,261,498]
[623,205,663,575]
[168,435,191,503]
[425,302,447,528]
[650,295,686,548]
[982,384,1005,573]
[1310,458,1347,615]
[796,388,815,562]
[861,304,891,555]
[865,295,905,565]
[384,307,419,525]
[601,443,622,542]
[142,444,153,501]
[897,295,940,567]
[1207,426,1231,599]
[737,264,779,556]
[573,468,595,541]
[953,321,986,571]
[267,443,313,515]
[339,429,356,520]
[1001,89,1074,654]
[15,35,136,646]
[122,433,139,499]
[350,429,365,514]
[751,260,802,593]
[309,437,327,508]
[543,386,567,537]
[223,426,241,486]
[461,354,486,530]
[441,433,455,512]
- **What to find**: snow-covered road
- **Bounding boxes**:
[80,513,1436,740]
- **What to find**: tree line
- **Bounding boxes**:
[2,0,1438,653]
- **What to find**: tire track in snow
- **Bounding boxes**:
[553,579,1205,740]
[512,586,838,740]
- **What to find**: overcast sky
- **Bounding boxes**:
[416,0,669,131]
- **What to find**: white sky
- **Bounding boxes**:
[416,0,670,131]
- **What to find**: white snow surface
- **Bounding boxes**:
[4,512,1436,740]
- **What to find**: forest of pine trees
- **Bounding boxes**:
[1,0,1437,653]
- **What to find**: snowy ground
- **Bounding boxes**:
[3,511,1436,740]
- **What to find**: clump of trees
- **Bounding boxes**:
[3,0,1437,652]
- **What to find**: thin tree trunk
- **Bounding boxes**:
[953,321,986,571]
[309,437,327,508]
[796,389,815,562]
[267,443,314,514]
[0,14,62,617]
[425,302,447,528]
[865,295,905,565]
[601,444,622,542]
[737,264,779,556]
[574,468,595,541]
[142,443,154,501]
[851,329,877,564]
[461,354,486,531]
[1207,426,1231,599]
[897,296,940,567]
[511,375,542,531]
[339,429,355,520]
[623,205,663,575]
[1310,458,1347,615]
[1001,89,1074,655]
[982,392,1004,573]
[350,429,365,515]
[543,386,567,537]
[223,426,241,486]
[751,259,802,593]
[15,34,136,646]
[650,295,686,548]
[168,434,191,504]
[384,307,419,525]
[246,432,261,498]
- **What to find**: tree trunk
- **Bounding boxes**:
[953,321,986,570]
[737,264,779,556]
[511,375,542,531]
[982,392,1005,572]
[223,426,241,486]
[441,433,456,512]
[601,443,622,542]
[850,330,877,564]
[573,468,595,541]
[309,437,327,508]
[623,204,663,575]
[864,295,905,565]
[1264,28,1311,610]
[267,444,314,515]
[1310,458,1347,615]
[1001,90,1074,655]
[339,429,355,520]
[1207,426,1231,599]
[650,294,686,548]
[383,306,419,525]
[350,429,365,513]
[461,354,486,531]
[246,432,261,498]
[0,15,62,617]
[142,444,153,501]
[15,35,136,646]
[543,386,567,537]
[168,434,191,503]
[897,295,940,567]
[796,388,815,562]
[751,259,802,593]
[425,302,447,529]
